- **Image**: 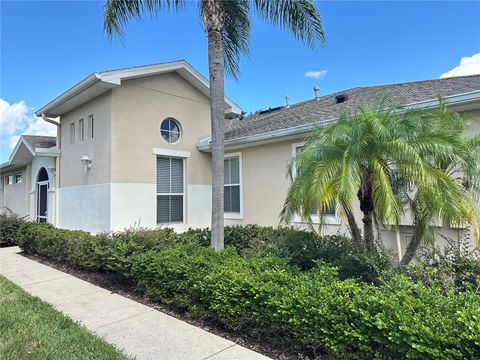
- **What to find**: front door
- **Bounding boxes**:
[37,181,48,223]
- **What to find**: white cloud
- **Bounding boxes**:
[440,53,480,78]
[0,99,29,136]
[305,69,328,79]
[0,98,56,149]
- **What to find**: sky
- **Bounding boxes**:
[1,0,479,163]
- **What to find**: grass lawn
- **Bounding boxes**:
[0,275,131,360]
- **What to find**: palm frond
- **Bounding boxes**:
[253,0,325,48]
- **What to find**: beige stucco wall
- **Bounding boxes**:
[110,72,212,185]
[226,107,480,254]
[0,167,28,217]
[59,92,112,187]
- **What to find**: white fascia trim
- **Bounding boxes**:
[34,148,61,156]
[100,60,241,115]
[224,151,244,220]
[35,73,102,117]
[152,148,191,158]
[401,90,480,110]
[197,90,480,152]
[1,136,36,170]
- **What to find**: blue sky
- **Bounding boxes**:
[1,1,479,162]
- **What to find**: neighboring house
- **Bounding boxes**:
[1,135,59,222]
[1,60,479,257]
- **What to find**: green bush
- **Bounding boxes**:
[274,231,392,282]
[17,223,180,277]
[132,245,480,359]
[14,222,480,359]
[181,224,290,254]
[0,212,24,247]
[17,222,93,263]
[78,227,180,276]
[402,237,480,292]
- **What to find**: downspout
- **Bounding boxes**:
[42,114,61,227]
[395,227,402,263]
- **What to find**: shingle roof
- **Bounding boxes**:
[22,135,56,149]
[225,74,480,141]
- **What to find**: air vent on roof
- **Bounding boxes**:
[258,106,284,115]
[335,94,348,104]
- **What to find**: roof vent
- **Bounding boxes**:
[258,106,284,115]
[335,94,348,104]
[313,84,320,100]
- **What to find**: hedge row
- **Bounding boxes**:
[7,220,480,359]
[133,243,480,360]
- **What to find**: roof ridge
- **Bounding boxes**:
[353,73,480,90]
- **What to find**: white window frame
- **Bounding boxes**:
[224,152,243,220]
[70,122,76,145]
[79,118,84,142]
[291,142,340,225]
[88,114,94,139]
[15,173,23,184]
[6,175,13,186]
[155,155,186,225]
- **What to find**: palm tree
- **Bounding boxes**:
[104,0,325,250]
[281,97,480,262]
[399,102,480,265]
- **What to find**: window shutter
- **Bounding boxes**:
[156,156,184,223]
[224,156,241,213]
[157,157,170,193]
[170,158,183,193]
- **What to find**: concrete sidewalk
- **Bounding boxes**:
[0,246,271,360]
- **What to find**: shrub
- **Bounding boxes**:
[402,236,480,292]
[79,227,180,276]
[181,225,290,254]
[0,211,24,247]
[17,222,93,263]
[274,231,392,282]
[17,223,180,276]
[15,223,480,358]
[132,245,480,359]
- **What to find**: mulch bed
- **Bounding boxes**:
[22,252,304,360]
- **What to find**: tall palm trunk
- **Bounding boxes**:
[400,229,422,266]
[205,0,225,250]
[346,209,363,247]
[358,175,375,249]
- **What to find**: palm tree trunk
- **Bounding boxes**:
[400,230,422,266]
[362,210,375,249]
[346,209,363,246]
[206,4,225,251]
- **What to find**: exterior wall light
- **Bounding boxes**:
[81,155,92,172]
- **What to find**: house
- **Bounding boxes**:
[1,60,479,256]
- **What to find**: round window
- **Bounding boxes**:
[160,118,181,143]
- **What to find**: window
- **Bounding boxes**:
[224,154,242,217]
[88,114,94,139]
[0,177,3,192]
[79,118,84,142]
[160,118,181,143]
[6,175,13,185]
[70,122,76,144]
[292,143,337,223]
[156,156,184,223]
[15,173,22,184]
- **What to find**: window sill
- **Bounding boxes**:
[224,213,243,220]
[293,215,341,225]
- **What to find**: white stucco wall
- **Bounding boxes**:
[58,183,111,233]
